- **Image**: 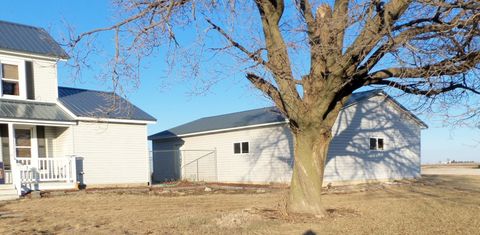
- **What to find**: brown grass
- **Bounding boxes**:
[0,175,479,234]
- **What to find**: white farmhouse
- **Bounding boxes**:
[149,90,427,185]
[0,20,155,199]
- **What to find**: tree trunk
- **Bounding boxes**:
[288,129,332,216]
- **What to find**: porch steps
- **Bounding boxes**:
[0,185,19,201]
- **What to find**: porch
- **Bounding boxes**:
[1,122,79,195]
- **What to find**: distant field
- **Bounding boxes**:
[422,163,480,175]
[1,175,479,234]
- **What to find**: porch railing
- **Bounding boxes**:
[13,156,78,194]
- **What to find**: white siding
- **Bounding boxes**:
[45,122,150,186]
[32,60,58,102]
[153,94,422,185]
[70,122,150,185]
[0,53,59,102]
[324,95,421,184]
[154,125,294,184]
[44,126,72,157]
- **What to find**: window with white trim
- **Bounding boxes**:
[0,58,26,99]
[369,137,384,151]
[234,142,249,154]
[1,63,20,96]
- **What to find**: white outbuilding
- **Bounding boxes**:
[149,89,427,186]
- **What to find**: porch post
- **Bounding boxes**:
[71,155,77,184]
[7,123,15,170]
[7,123,20,194]
[31,126,39,169]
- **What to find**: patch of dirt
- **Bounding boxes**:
[215,210,263,228]
[37,179,413,200]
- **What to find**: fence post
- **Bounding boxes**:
[214,148,218,182]
[196,159,199,181]
[181,150,185,181]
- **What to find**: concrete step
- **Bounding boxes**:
[0,184,19,201]
[0,184,15,190]
[0,194,19,201]
[0,189,17,195]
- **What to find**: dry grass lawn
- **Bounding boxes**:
[0,175,479,235]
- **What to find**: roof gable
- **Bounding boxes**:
[58,87,156,122]
[0,20,69,59]
[149,89,427,140]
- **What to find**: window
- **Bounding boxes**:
[1,64,20,96]
[233,142,249,154]
[0,58,25,99]
[15,129,32,158]
[234,143,241,154]
[241,142,249,153]
[369,138,384,151]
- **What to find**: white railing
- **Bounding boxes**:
[14,156,77,194]
[4,170,13,184]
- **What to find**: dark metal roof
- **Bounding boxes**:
[58,87,156,122]
[149,107,285,140]
[0,99,75,123]
[0,20,69,59]
[149,89,426,140]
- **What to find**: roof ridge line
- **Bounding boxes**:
[0,20,44,30]
[195,106,277,121]
[58,86,116,94]
[188,89,382,122]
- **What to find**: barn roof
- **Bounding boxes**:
[149,89,426,140]
[0,20,69,59]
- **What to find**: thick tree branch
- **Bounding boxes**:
[205,18,268,68]
[336,0,412,77]
[296,0,315,37]
[369,52,480,80]
[332,0,349,54]
[354,9,479,83]
[246,73,287,113]
[255,0,302,118]
[372,80,480,96]
[309,4,334,80]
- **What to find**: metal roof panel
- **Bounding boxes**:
[0,99,75,122]
[0,20,69,59]
[58,87,157,122]
[149,89,426,140]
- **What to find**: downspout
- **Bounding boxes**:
[71,124,76,154]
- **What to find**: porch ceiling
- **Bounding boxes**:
[0,99,75,123]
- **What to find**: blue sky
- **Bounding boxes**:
[2,1,479,163]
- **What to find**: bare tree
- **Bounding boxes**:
[68,0,480,216]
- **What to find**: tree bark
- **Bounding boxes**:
[288,128,332,216]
